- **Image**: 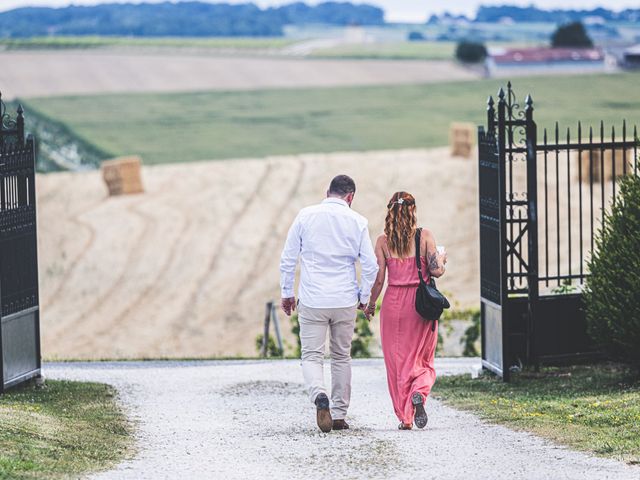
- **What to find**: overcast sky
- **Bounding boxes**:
[0,0,637,23]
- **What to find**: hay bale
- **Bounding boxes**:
[577,148,633,182]
[450,122,475,158]
[101,156,144,196]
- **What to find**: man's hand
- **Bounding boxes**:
[365,303,376,319]
[361,303,376,321]
[281,297,296,316]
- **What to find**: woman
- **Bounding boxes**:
[365,191,446,430]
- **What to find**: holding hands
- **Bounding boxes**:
[364,303,376,320]
[359,302,376,321]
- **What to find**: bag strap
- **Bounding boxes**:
[414,228,426,285]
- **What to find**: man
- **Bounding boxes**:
[280,175,378,433]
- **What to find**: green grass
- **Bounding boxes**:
[0,380,132,479]
[310,41,542,61]
[311,41,457,60]
[433,363,640,464]
[0,35,295,50]
[25,73,640,165]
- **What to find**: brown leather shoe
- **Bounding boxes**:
[332,419,350,430]
[315,393,332,433]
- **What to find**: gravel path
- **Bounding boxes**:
[46,359,638,480]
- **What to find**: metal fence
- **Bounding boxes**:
[479,82,638,380]
[0,95,41,393]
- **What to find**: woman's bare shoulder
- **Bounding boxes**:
[420,227,435,238]
[418,227,435,254]
[375,233,387,245]
[419,227,436,243]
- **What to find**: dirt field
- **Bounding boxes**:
[0,50,478,99]
[38,148,481,359]
[37,144,623,359]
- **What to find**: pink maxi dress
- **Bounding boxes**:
[380,254,438,425]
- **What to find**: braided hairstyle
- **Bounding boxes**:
[384,191,417,257]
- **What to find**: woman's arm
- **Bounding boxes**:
[366,235,387,318]
[422,229,447,278]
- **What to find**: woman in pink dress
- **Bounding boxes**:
[364,191,447,430]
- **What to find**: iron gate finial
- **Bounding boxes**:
[487,96,495,132]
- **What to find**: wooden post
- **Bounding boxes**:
[270,303,284,356]
[261,301,272,357]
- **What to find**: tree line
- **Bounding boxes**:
[474,5,640,23]
[0,2,385,38]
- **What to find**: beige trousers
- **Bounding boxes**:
[298,302,357,420]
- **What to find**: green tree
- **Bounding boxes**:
[584,174,640,367]
[455,41,487,63]
[551,22,593,48]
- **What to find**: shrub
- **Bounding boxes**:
[351,311,373,358]
[290,312,301,357]
[255,333,283,357]
[407,31,425,42]
[551,22,593,48]
[461,309,481,357]
[455,40,487,63]
[584,174,640,367]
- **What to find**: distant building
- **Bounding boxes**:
[623,44,640,69]
[486,47,608,77]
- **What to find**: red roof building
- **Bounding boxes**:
[486,47,608,77]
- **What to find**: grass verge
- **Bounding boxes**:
[432,363,640,464]
[25,73,640,165]
[0,380,133,479]
[310,41,457,60]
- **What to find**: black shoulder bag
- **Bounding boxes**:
[414,228,450,330]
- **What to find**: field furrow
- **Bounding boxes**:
[38,148,484,359]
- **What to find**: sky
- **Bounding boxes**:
[0,0,637,23]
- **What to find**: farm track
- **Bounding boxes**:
[103,204,191,336]
[220,158,307,350]
[71,198,170,351]
[40,199,100,310]
[174,163,274,327]
[231,160,305,299]
[52,199,154,346]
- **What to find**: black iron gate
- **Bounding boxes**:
[479,83,638,380]
[0,97,41,392]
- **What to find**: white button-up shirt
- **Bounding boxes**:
[280,197,379,309]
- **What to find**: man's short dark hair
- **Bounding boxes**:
[328,175,356,196]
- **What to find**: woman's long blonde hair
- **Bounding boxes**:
[384,191,417,257]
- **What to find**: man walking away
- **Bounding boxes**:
[280,175,378,433]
